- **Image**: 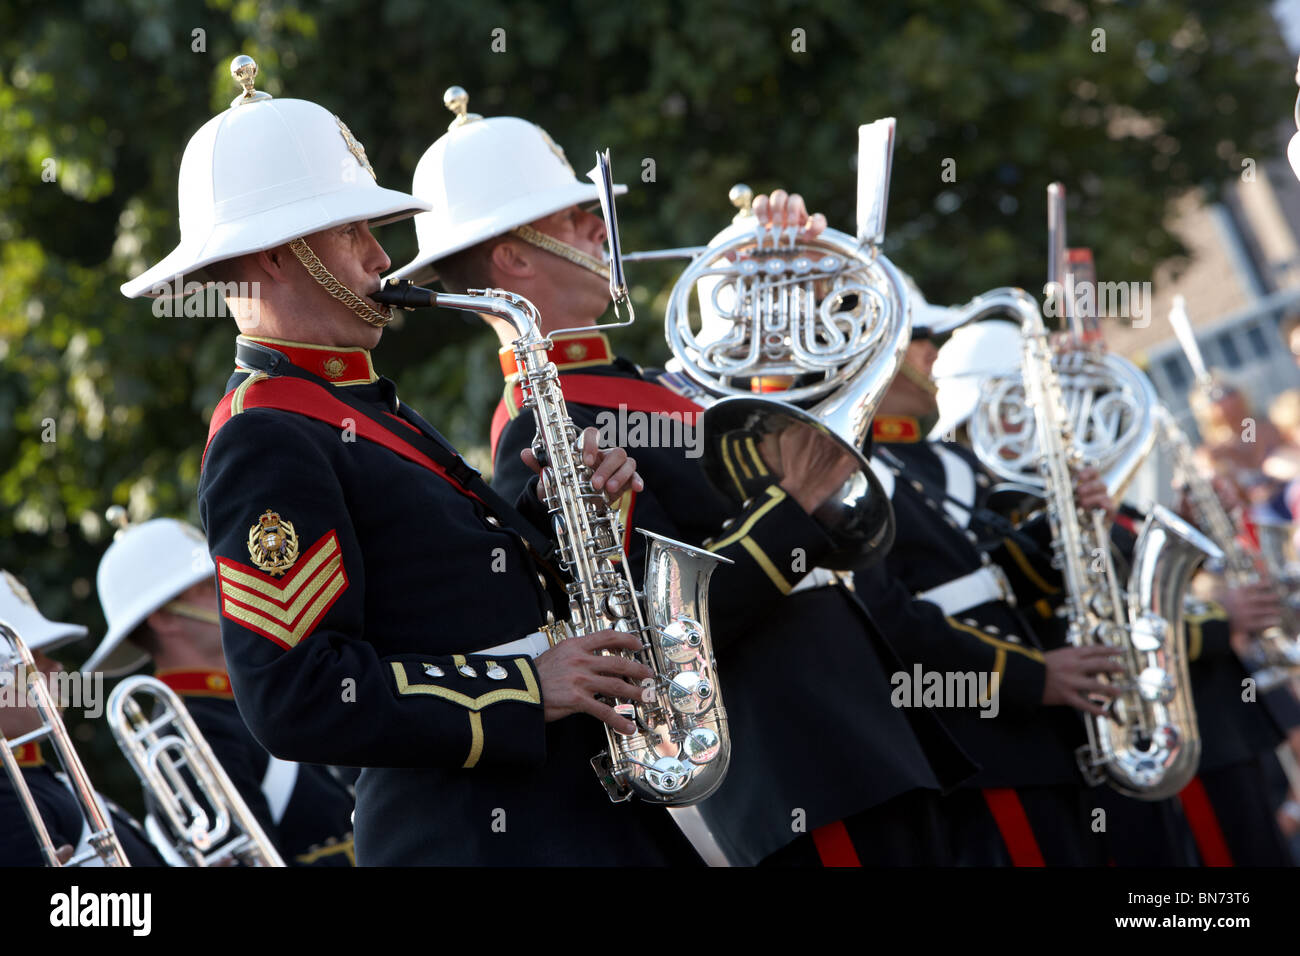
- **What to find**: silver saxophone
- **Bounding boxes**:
[1165,295,1300,689]
[1157,408,1300,690]
[374,279,733,805]
[1017,272,1219,798]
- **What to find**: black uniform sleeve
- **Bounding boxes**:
[200,410,546,772]
[856,562,1048,713]
[986,514,1065,611]
[1185,601,1233,662]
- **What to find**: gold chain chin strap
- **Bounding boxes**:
[510,224,611,281]
[162,601,221,626]
[898,359,939,396]
[287,237,395,329]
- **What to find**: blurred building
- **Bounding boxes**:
[1108,4,1300,505]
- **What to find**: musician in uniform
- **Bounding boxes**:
[858,307,1125,865]
[0,571,166,866]
[82,515,356,866]
[389,92,977,866]
[932,317,1297,866]
[120,58,694,866]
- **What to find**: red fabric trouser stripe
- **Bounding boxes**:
[1178,775,1235,867]
[981,788,1046,867]
[811,820,862,867]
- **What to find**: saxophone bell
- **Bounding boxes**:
[1078,505,1219,799]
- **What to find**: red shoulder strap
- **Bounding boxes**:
[490,373,704,464]
[490,397,514,463]
[204,376,484,506]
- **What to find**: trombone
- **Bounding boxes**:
[0,620,129,867]
[107,675,285,866]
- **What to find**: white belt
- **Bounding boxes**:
[916,565,1014,616]
[474,630,552,660]
[791,567,838,594]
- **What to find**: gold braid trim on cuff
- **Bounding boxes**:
[510,225,611,280]
[288,237,394,329]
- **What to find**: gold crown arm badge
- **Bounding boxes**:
[247,510,300,576]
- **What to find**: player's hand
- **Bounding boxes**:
[521,426,644,502]
[1220,582,1283,635]
[752,189,827,238]
[1073,466,1115,520]
[759,424,858,515]
[534,630,654,734]
[1042,646,1124,716]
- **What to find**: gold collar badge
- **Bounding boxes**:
[563,342,588,361]
[321,356,348,379]
[247,510,300,577]
[335,116,376,182]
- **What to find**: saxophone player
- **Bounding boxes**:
[81,515,357,866]
[120,58,694,866]
[0,571,165,867]
[933,319,1297,865]
[390,92,977,866]
[856,306,1125,865]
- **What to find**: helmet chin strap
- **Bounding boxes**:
[898,358,939,396]
[288,237,395,329]
[163,601,221,626]
[510,224,610,281]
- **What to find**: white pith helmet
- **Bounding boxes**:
[388,86,626,285]
[900,272,969,336]
[0,570,88,653]
[83,515,216,677]
[930,319,1022,439]
[121,55,429,299]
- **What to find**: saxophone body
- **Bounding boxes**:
[1159,412,1300,689]
[1016,297,1219,799]
[375,280,732,805]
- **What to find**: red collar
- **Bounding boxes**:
[873,415,923,443]
[14,742,42,768]
[238,335,378,386]
[155,669,235,700]
[498,331,613,381]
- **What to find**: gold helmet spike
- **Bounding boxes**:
[443,86,483,131]
[728,184,754,222]
[230,54,273,108]
[105,505,131,541]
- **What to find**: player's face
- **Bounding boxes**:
[294,220,393,345]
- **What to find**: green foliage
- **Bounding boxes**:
[0,0,1293,803]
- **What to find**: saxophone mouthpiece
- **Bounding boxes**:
[373,279,438,310]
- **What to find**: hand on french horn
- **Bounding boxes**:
[534,630,654,735]
[520,426,645,503]
[758,425,857,516]
[751,189,827,238]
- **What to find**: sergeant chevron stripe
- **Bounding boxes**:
[216,531,348,650]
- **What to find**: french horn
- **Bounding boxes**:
[626,119,909,568]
